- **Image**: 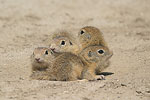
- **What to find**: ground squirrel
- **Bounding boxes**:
[30,45,112,81]
[79,45,113,76]
[30,47,94,81]
[78,26,108,50]
[30,47,58,72]
[48,31,79,54]
[78,26,112,74]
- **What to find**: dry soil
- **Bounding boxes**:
[0,0,150,100]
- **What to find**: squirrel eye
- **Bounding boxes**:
[45,50,48,55]
[61,40,65,45]
[69,41,73,45]
[98,49,104,54]
[80,30,84,35]
[88,51,92,57]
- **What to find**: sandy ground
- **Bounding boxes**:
[0,0,150,100]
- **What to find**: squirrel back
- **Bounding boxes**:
[30,47,84,81]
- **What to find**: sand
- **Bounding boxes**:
[0,0,150,100]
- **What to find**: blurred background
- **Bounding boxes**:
[0,0,150,100]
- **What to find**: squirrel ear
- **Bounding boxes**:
[50,50,54,54]
[48,48,54,54]
[88,51,92,57]
[69,41,73,45]
[85,33,91,39]
[32,52,35,56]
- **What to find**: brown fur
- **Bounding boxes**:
[30,47,95,81]
[78,26,108,51]
[49,30,79,54]
[30,45,113,81]
[79,45,113,75]
[78,26,112,74]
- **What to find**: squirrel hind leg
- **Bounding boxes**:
[30,71,51,80]
[67,72,80,81]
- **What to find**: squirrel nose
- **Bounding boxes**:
[51,48,55,51]
[35,58,40,62]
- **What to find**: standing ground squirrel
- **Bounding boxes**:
[48,31,79,54]
[78,26,108,50]
[30,45,112,81]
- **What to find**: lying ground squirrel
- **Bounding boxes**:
[30,45,112,81]
[30,47,58,72]
[78,26,108,50]
[48,31,79,54]
[30,47,91,81]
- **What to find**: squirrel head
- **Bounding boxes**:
[78,26,106,48]
[31,47,58,66]
[80,45,113,64]
[49,31,78,53]
[50,36,74,52]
